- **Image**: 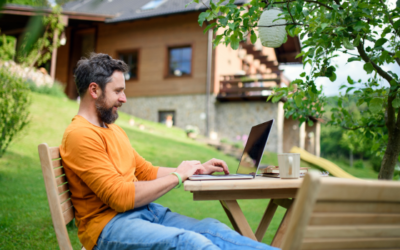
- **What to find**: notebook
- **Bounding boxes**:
[188,119,274,181]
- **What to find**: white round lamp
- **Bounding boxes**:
[258,8,287,48]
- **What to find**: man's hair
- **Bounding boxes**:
[74,53,128,97]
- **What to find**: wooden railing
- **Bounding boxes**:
[217,75,280,101]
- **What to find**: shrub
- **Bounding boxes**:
[27,79,66,98]
[370,156,382,173]
[354,160,365,169]
[0,68,31,158]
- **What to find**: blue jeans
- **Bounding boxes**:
[94,203,280,250]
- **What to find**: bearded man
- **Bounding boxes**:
[60,53,279,250]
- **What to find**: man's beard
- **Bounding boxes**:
[95,94,121,124]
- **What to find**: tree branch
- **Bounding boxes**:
[286,0,296,24]
[356,42,394,85]
[378,0,395,27]
[255,23,308,28]
[272,0,334,10]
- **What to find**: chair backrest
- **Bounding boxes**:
[38,143,74,250]
[281,172,400,250]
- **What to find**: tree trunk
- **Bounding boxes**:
[379,127,400,179]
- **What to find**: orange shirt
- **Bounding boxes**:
[60,115,159,250]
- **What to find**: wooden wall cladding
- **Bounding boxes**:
[96,12,209,97]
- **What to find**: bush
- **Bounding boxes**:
[27,80,66,98]
[0,68,31,158]
[370,156,382,173]
[354,160,365,169]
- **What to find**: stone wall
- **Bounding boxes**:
[121,94,214,134]
[214,101,284,153]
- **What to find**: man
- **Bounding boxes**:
[60,53,279,250]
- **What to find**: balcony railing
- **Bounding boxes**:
[217,75,281,102]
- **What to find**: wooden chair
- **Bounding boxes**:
[280,172,400,250]
[38,143,86,250]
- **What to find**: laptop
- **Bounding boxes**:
[189,119,274,181]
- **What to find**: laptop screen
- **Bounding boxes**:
[236,120,274,175]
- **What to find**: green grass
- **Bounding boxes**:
[0,92,379,249]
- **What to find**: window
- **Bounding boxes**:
[141,0,166,10]
[119,51,138,80]
[168,46,192,77]
[158,111,175,128]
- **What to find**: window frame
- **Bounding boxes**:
[116,49,140,82]
[165,44,194,79]
[158,110,176,126]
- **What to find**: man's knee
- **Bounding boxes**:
[175,231,219,250]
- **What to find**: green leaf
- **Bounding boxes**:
[347,76,354,85]
[353,34,361,47]
[230,34,239,50]
[250,31,257,44]
[395,51,400,58]
[348,57,361,62]
[363,62,374,74]
[375,38,388,48]
[300,72,306,77]
[307,120,314,126]
[295,95,302,107]
[393,98,400,108]
[198,12,210,26]
[394,19,400,29]
[203,22,217,34]
[218,17,228,26]
[329,72,337,82]
[397,0,400,8]
[343,37,355,50]
[369,98,383,114]
[321,23,329,30]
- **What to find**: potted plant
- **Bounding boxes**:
[185,125,199,139]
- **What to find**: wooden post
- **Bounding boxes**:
[50,29,59,81]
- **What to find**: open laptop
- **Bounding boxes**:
[189,119,274,181]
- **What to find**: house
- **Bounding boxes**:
[0,1,320,156]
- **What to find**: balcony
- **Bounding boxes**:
[217,75,281,102]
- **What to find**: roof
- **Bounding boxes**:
[62,0,247,23]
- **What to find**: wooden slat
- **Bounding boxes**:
[63,206,74,225]
[193,188,298,201]
[56,175,67,186]
[49,147,61,159]
[318,179,400,202]
[38,143,73,250]
[300,237,400,249]
[255,199,278,241]
[61,199,73,213]
[305,225,400,238]
[59,191,71,204]
[57,183,69,195]
[53,167,64,178]
[52,159,62,168]
[273,198,293,209]
[309,213,400,225]
[222,200,257,241]
[272,200,294,248]
[314,201,400,214]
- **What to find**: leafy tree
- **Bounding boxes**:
[0,34,16,61]
[190,0,400,179]
[0,68,30,158]
[4,0,49,7]
[17,6,65,67]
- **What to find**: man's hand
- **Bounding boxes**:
[201,158,229,175]
[176,161,206,181]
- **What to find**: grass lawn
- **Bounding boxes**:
[0,93,379,249]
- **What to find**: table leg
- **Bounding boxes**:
[271,199,295,248]
[254,199,278,241]
[220,200,257,241]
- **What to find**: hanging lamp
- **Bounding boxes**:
[258,8,287,48]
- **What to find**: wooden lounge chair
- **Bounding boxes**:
[280,171,400,250]
[38,143,85,250]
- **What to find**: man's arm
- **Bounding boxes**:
[134,161,204,208]
[156,167,177,178]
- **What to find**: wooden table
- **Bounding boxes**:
[184,176,303,248]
